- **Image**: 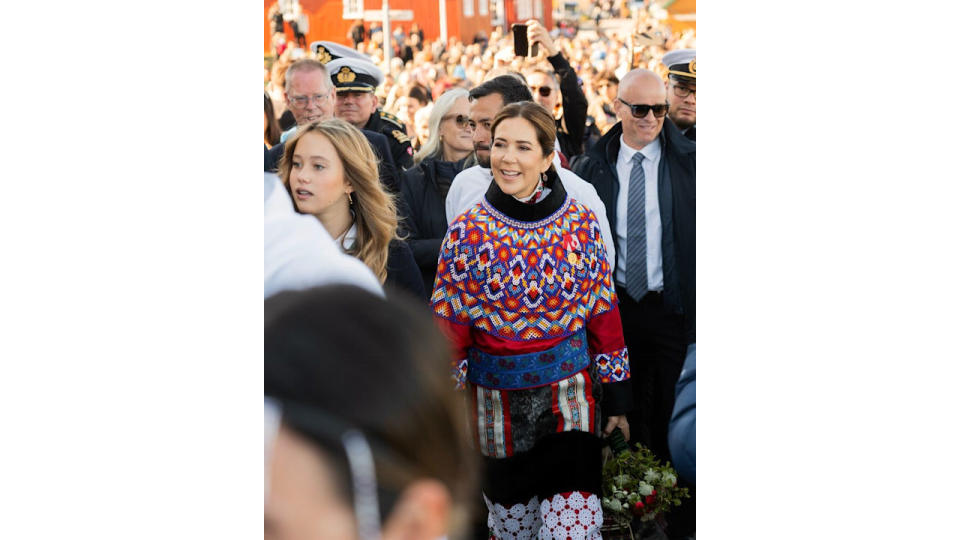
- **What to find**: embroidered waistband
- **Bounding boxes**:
[467,331,589,390]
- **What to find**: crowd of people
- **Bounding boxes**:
[264,6,696,540]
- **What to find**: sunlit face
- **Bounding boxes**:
[439,97,474,155]
[285,69,335,126]
[666,78,696,130]
[527,72,559,115]
[265,426,356,540]
[414,108,432,147]
[596,80,618,102]
[616,75,667,150]
[288,131,353,220]
[405,97,424,127]
[468,93,504,168]
[490,117,554,199]
[335,91,378,128]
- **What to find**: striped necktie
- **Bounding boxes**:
[625,152,648,302]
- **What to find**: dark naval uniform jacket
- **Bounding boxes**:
[264,127,403,194]
[363,108,414,171]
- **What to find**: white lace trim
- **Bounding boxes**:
[484,493,542,540]
[538,492,602,540]
[483,491,603,540]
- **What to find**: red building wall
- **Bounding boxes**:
[265,0,553,55]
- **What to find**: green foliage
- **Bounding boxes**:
[600,443,690,528]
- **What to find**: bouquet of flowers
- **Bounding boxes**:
[600,434,689,531]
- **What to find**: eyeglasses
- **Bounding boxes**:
[671,84,696,98]
[530,86,554,97]
[442,113,472,129]
[617,98,669,119]
[290,91,331,109]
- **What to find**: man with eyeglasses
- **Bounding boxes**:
[570,67,695,539]
[662,49,696,141]
[522,19,588,163]
[263,58,402,193]
[443,74,617,266]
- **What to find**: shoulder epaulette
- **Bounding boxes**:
[391,129,411,144]
[379,109,404,128]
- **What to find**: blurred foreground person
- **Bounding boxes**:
[669,343,695,484]
[432,102,631,539]
[279,118,424,299]
[265,285,477,540]
[399,87,473,291]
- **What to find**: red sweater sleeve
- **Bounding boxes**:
[434,316,471,389]
[587,305,630,384]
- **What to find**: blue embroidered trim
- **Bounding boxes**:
[466,331,589,389]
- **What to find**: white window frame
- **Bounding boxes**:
[516,0,532,21]
[464,0,474,17]
[343,0,364,19]
[479,0,488,16]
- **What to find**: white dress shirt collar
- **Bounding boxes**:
[618,135,661,166]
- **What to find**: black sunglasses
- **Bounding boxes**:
[530,86,554,97]
[442,113,472,129]
[617,98,669,119]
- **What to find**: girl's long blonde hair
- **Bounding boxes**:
[279,118,399,283]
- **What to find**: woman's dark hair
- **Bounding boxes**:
[597,69,620,85]
[264,92,283,147]
[491,102,557,165]
[406,84,432,105]
[264,285,476,534]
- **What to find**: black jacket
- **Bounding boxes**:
[363,109,415,171]
[386,239,426,300]
[570,118,696,343]
[547,52,588,159]
[399,156,469,291]
[264,129,402,194]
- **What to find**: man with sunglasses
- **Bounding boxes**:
[570,68,696,539]
[662,49,696,141]
[523,19,589,162]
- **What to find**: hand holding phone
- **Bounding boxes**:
[512,23,539,57]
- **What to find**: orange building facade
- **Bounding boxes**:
[265,0,553,55]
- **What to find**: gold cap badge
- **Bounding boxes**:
[337,67,357,83]
[315,46,332,65]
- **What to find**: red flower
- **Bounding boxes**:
[631,500,645,516]
[645,494,655,505]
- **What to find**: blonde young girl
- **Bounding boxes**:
[279,118,424,298]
